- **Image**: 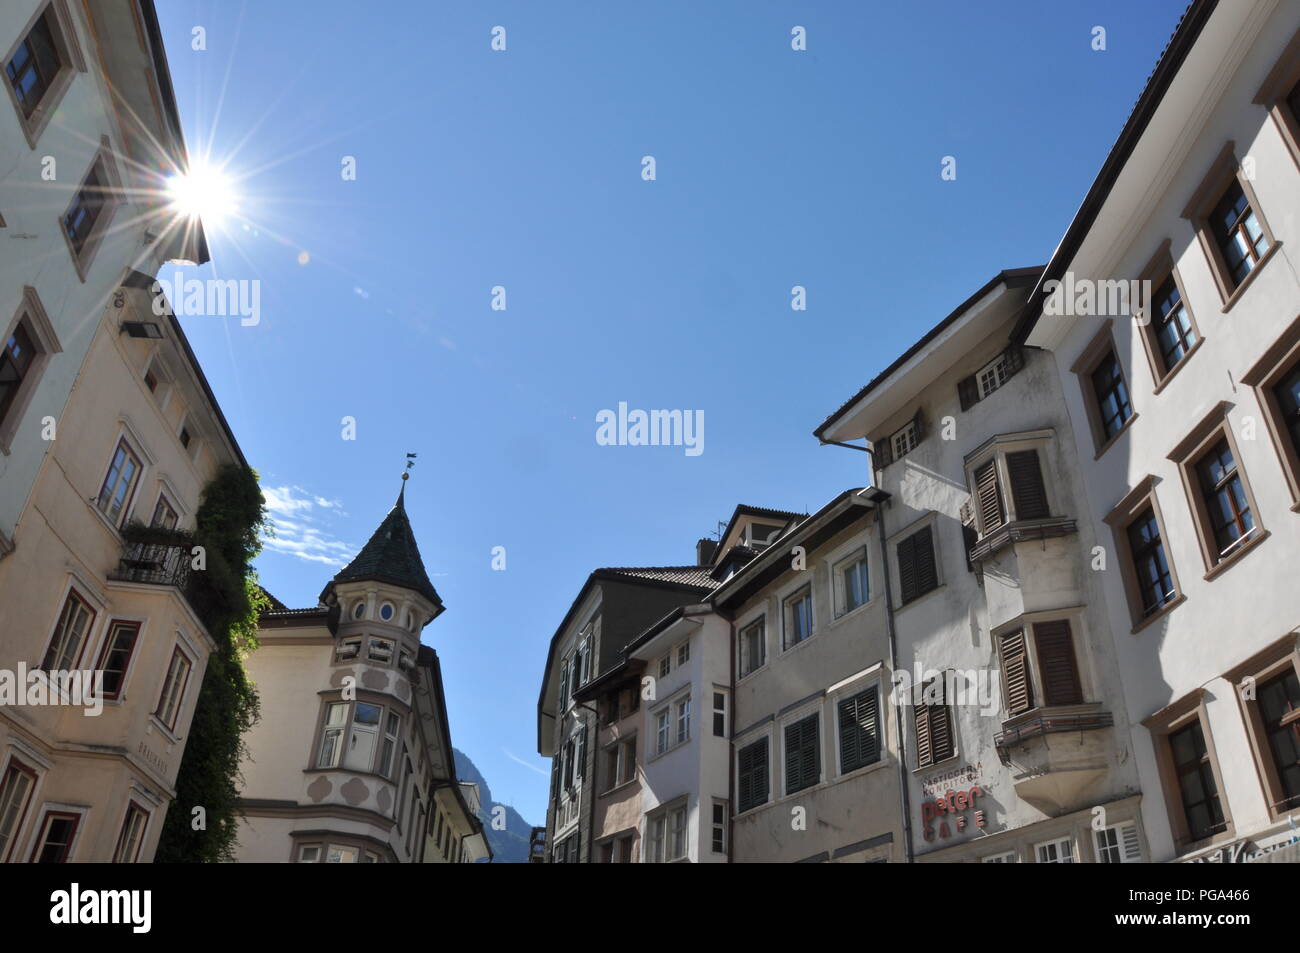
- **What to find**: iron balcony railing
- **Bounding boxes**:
[109,540,194,593]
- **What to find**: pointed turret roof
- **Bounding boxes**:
[321,477,444,612]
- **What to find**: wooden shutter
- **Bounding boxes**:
[913,696,932,768]
[874,435,893,469]
[928,699,954,763]
[575,725,587,780]
[974,459,1004,532]
[1003,345,1025,378]
[912,408,926,443]
[1034,620,1083,706]
[897,532,918,603]
[1008,449,1050,520]
[998,629,1033,716]
[913,526,938,597]
[958,374,980,411]
[784,715,819,793]
[1119,823,1142,862]
[738,739,768,812]
[838,688,880,772]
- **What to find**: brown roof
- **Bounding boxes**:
[596,566,720,589]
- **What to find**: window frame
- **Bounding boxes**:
[1103,476,1185,632]
[993,614,1090,717]
[737,614,766,678]
[1180,140,1279,310]
[1,0,85,148]
[834,683,882,777]
[59,141,125,282]
[1253,25,1300,171]
[153,643,194,732]
[1224,636,1300,823]
[111,800,150,863]
[0,286,61,454]
[1094,820,1143,863]
[1134,239,1203,391]
[1240,313,1300,510]
[95,618,142,701]
[832,547,870,618]
[1033,836,1075,864]
[95,434,145,528]
[1143,690,1233,852]
[912,674,957,769]
[40,585,97,673]
[28,807,83,862]
[735,734,771,814]
[781,709,821,797]
[962,431,1058,539]
[781,583,814,651]
[1070,320,1136,457]
[0,755,39,863]
[1166,404,1267,577]
[892,518,941,608]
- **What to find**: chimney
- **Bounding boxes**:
[695,538,717,567]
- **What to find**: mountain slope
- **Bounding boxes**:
[454,748,536,863]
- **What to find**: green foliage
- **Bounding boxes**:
[153,465,267,863]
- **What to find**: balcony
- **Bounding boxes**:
[993,704,1115,813]
[528,827,547,863]
[108,539,200,618]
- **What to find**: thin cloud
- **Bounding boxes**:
[261,484,353,568]
[503,749,549,777]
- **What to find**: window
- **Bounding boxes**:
[648,816,666,863]
[958,346,1025,410]
[1035,837,1074,864]
[112,803,148,863]
[379,712,401,778]
[1242,319,1300,508]
[783,713,820,795]
[143,366,158,393]
[379,602,394,621]
[873,409,926,468]
[318,702,348,768]
[736,738,769,813]
[150,494,178,530]
[600,841,614,863]
[1170,720,1227,842]
[913,677,954,768]
[1127,509,1175,616]
[711,802,726,854]
[1091,351,1132,441]
[154,646,192,730]
[41,588,95,672]
[96,620,140,700]
[1255,669,1300,812]
[997,619,1084,717]
[981,851,1017,863]
[1254,26,1300,170]
[783,585,813,649]
[63,153,121,273]
[0,288,59,452]
[658,654,670,679]
[603,736,635,791]
[617,834,634,862]
[738,617,765,677]
[1105,477,1183,630]
[668,805,687,860]
[656,709,670,755]
[675,696,691,745]
[0,759,37,862]
[298,844,321,863]
[326,845,358,863]
[896,524,938,605]
[676,641,689,666]
[837,686,880,774]
[352,601,366,620]
[1094,822,1142,863]
[178,425,192,450]
[336,637,361,661]
[1152,276,1198,374]
[368,637,394,663]
[30,810,79,862]
[835,550,869,616]
[712,691,727,738]
[1181,141,1277,305]
[3,2,80,144]
[96,438,142,526]
[1196,438,1256,559]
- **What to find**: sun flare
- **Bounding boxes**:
[166,163,239,228]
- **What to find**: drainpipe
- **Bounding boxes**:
[864,480,914,865]
[727,611,735,864]
[578,701,600,862]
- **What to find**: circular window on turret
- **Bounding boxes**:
[380,602,395,622]
[352,602,365,620]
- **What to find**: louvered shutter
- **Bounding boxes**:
[874,436,893,469]
[1034,620,1083,706]
[913,526,938,597]
[974,459,1004,532]
[738,739,768,812]
[1007,449,1050,520]
[928,693,955,763]
[897,532,918,603]
[838,688,880,773]
[1119,823,1142,862]
[784,715,819,794]
[913,697,932,768]
[912,408,926,443]
[998,629,1033,716]
[1004,345,1025,378]
[958,375,980,411]
[575,725,586,780]
[962,523,978,572]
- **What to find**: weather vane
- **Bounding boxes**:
[403,452,417,482]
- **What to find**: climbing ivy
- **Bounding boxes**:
[151,464,268,863]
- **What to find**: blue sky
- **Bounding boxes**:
[156,0,1188,825]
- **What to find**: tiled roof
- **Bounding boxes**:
[322,482,443,608]
[257,585,289,613]
[735,505,807,522]
[597,566,720,590]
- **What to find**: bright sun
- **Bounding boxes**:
[166,164,238,228]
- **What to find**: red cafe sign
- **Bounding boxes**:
[920,786,985,841]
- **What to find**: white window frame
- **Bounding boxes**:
[711,688,728,738]
[111,800,150,863]
[977,352,1011,399]
[711,799,727,854]
[832,546,871,618]
[1034,836,1075,864]
[737,614,766,678]
[1094,821,1142,863]
[657,654,671,678]
[781,583,815,651]
[981,850,1017,863]
[676,641,689,666]
[153,641,194,732]
[96,434,145,528]
[890,419,919,460]
[963,430,1059,535]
